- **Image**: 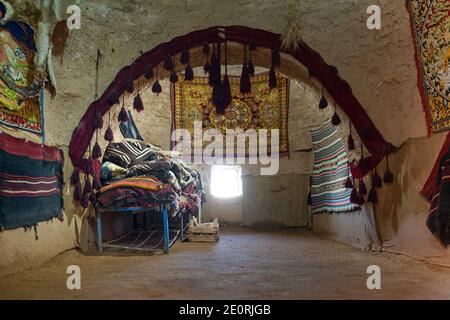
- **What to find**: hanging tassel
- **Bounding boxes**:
[92,142,102,159]
[269,66,277,89]
[222,75,232,108]
[81,193,89,209]
[104,126,114,142]
[359,179,367,196]
[118,106,128,122]
[170,70,179,83]
[70,169,80,184]
[133,94,144,112]
[368,188,378,204]
[180,49,190,65]
[248,59,255,77]
[345,177,353,189]
[144,66,154,79]
[152,80,162,94]
[93,176,102,190]
[356,193,365,205]
[307,192,312,205]
[89,191,97,206]
[383,155,394,183]
[203,60,211,75]
[94,112,103,129]
[74,182,82,201]
[240,45,251,94]
[125,78,134,93]
[84,178,92,194]
[86,157,95,176]
[350,187,358,204]
[184,64,194,81]
[209,43,220,87]
[163,56,174,71]
[319,86,328,109]
[358,156,368,172]
[202,42,210,55]
[271,48,281,67]
[107,92,119,106]
[373,170,382,188]
[331,111,341,126]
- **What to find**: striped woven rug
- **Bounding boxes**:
[310,121,358,214]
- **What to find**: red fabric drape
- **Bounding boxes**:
[421,132,450,201]
[69,26,392,176]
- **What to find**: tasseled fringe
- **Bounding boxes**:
[163,56,174,71]
[212,80,226,114]
[180,50,190,65]
[373,170,382,188]
[94,112,103,129]
[104,126,114,142]
[359,179,367,196]
[240,63,251,94]
[184,64,194,81]
[118,106,128,122]
[209,51,220,87]
[81,193,89,209]
[133,94,144,112]
[348,134,355,151]
[125,78,134,93]
[107,92,119,106]
[248,59,255,77]
[368,188,378,204]
[89,191,97,207]
[92,142,102,159]
[222,75,232,109]
[86,157,95,176]
[152,80,162,95]
[319,95,328,109]
[170,70,179,83]
[203,61,210,75]
[84,178,92,194]
[74,182,82,201]
[383,155,394,183]
[345,177,353,189]
[356,193,365,205]
[350,187,358,204]
[144,66,154,79]
[269,66,277,89]
[70,169,80,184]
[331,111,341,126]
[271,48,281,67]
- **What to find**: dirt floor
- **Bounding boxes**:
[1,227,450,300]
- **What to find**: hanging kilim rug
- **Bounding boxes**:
[0,133,64,230]
[408,0,450,132]
[0,27,42,134]
[310,121,359,214]
[172,73,289,157]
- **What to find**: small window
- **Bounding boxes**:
[210,165,243,198]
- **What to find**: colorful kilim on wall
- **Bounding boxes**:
[0,133,63,230]
[310,121,358,214]
[408,0,450,132]
[172,73,289,156]
[0,27,41,134]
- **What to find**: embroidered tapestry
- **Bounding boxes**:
[0,27,41,134]
[0,133,63,230]
[172,73,289,156]
[408,0,450,132]
[310,121,358,214]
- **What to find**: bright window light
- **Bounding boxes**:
[211,165,243,198]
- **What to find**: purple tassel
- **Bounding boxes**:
[240,64,251,94]
[125,78,134,93]
[93,176,102,190]
[184,64,194,81]
[356,193,365,205]
[74,182,82,201]
[368,188,378,204]
[373,170,382,188]
[152,80,162,95]
[350,188,358,204]
[248,59,255,77]
[92,142,102,160]
[358,157,368,172]
[118,106,128,122]
[85,157,95,176]
[384,169,394,184]
[104,126,114,142]
[202,43,210,54]
[94,112,103,130]
[89,191,97,206]
[133,94,144,112]
[345,177,353,189]
[180,50,190,65]
[319,96,328,109]
[163,56,174,71]
[359,180,367,196]
[144,66,154,79]
[107,92,119,106]
[271,48,281,67]
[269,66,277,89]
[70,169,80,185]
[331,112,341,126]
[203,61,210,75]
[84,178,92,193]
[170,70,179,83]
[348,134,355,151]
[81,193,89,208]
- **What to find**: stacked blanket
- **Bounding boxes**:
[97,138,203,216]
